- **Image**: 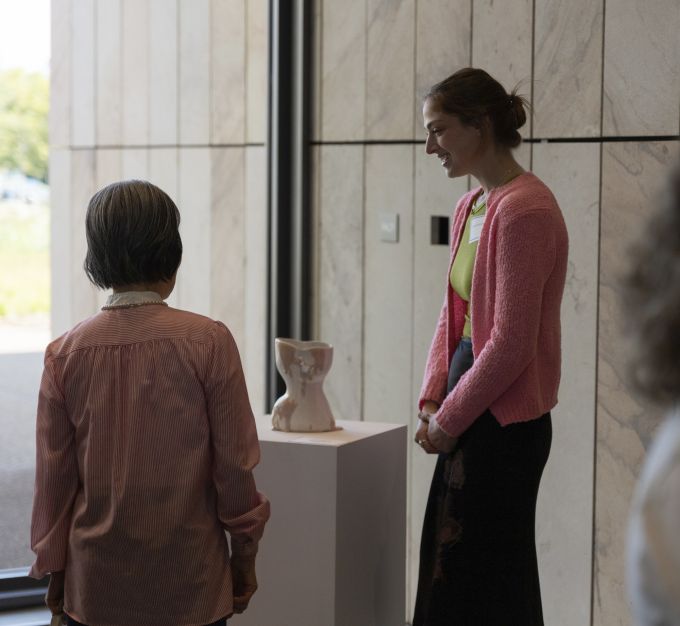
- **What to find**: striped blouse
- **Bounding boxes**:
[29,294,270,625]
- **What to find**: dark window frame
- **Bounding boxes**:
[0,568,48,611]
[266,0,315,409]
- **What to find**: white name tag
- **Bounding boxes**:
[469,215,485,243]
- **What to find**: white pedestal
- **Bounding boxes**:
[234,417,408,626]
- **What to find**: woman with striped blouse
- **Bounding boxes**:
[29,180,269,626]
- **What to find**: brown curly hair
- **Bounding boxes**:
[622,161,680,406]
[424,67,530,149]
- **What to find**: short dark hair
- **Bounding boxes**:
[425,67,529,149]
[623,161,680,406]
[84,179,182,289]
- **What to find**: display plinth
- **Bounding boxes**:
[235,417,407,626]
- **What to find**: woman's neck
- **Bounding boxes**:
[472,148,524,194]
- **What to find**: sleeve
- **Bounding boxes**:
[433,210,556,438]
[206,322,270,558]
[29,356,79,579]
[417,292,449,411]
[418,196,470,412]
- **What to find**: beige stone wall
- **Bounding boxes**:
[49,0,269,414]
[312,1,680,625]
[53,0,680,623]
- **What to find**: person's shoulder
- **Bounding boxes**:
[165,306,238,349]
[163,306,232,339]
[44,313,104,361]
[495,172,558,214]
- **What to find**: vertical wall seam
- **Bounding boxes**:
[318,0,323,144]
[530,0,536,167]
[591,1,607,623]
[93,0,98,154]
[467,0,473,192]
[359,0,368,420]
[469,0,473,66]
[207,0,214,316]
[208,0,214,145]
[145,0,151,172]
[360,143,367,422]
[406,2,418,612]
[363,0,369,143]
[314,0,323,337]
[176,0,181,150]
[243,0,247,145]
[118,0,124,153]
[176,0,182,306]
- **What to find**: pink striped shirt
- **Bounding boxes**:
[30,296,269,625]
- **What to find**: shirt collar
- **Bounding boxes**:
[103,291,165,309]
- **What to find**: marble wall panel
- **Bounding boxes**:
[363,144,414,424]
[121,149,149,180]
[70,150,98,321]
[179,0,211,144]
[246,0,268,144]
[49,149,72,337]
[312,0,323,142]
[149,0,178,145]
[534,0,603,138]
[95,0,121,145]
[309,144,322,336]
[317,145,365,421]
[414,0,471,139]
[363,146,413,623]
[122,0,150,145]
[211,0,246,145]
[472,0,533,139]
[603,0,680,136]
[515,142,532,171]
[409,145,468,615]
[149,148,180,308]
[594,141,679,626]
[244,146,268,415]
[366,0,415,140]
[149,149,179,203]
[210,148,246,349]
[71,0,95,146]
[95,150,122,189]
[50,0,71,147]
[321,0,366,141]
[178,148,212,316]
[94,149,123,308]
[533,142,600,626]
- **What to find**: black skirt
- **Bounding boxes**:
[413,339,551,626]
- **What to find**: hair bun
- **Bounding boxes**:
[509,91,527,131]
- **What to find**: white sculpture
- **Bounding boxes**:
[271,338,338,432]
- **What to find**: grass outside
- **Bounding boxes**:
[0,199,50,318]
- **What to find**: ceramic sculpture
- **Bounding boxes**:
[271,338,337,432]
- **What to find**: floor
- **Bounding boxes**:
[0,350,44,570]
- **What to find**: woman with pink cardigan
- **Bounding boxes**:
[413,68,568,625]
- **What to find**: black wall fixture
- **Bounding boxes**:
[266,0,314,410]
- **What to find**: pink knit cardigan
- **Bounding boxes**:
[419,172,569,439]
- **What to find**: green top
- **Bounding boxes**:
[450,192,487,338]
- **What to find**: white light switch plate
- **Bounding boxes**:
[379,212,399,243]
